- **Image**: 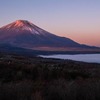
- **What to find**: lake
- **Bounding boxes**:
[40,54,100,63]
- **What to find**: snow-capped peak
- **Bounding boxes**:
[14,20,26,27]
[1,20,47,35]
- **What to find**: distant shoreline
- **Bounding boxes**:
[40,54,100,64]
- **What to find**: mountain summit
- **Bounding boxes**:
[0,20,48,35]
[0,20,99,51]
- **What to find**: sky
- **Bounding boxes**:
[0,0,100,47]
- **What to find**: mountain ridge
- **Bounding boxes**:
[0,20,99,51]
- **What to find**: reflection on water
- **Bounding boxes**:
[40,54,100,63]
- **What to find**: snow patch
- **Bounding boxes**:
[1,20,49,35]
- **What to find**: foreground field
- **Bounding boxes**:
[0,54,100,100]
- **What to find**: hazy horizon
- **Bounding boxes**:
[0,0,100,47]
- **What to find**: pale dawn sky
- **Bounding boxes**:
[0,0,100,46]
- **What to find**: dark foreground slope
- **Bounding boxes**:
[0,54,100,100]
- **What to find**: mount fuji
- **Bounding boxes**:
[0,20,99,53]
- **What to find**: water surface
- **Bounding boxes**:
[40,54,100,63]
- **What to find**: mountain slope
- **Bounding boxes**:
[0,20,99,51]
